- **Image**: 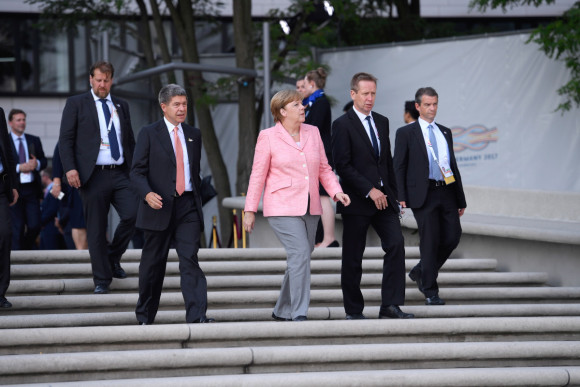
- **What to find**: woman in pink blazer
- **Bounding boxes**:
[243,90,350,321]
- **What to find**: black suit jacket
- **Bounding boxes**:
[131,120,204,232]
[332,108,399,217]
[10,133,47,199]
[393,121,466,209]
[0,108,18,202]
[305,94,333,167]
[59,91,135,184]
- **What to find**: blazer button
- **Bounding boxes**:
[305,176,308,180]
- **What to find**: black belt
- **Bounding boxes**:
[429,179,446,188]
[173,191,194,198]
[96,163,124,170]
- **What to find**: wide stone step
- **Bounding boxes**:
[8,247,421,264]
[6,271,548,295]
[2,287,579,315]
[15,366,580,387]
[1,341,579,384]
[2,303,580,329]
[1,317,579,355]
[10,258,498,279]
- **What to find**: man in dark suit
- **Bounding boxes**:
[59,61,137,294]
[0,107,19,308]
[131,84,214,325]
[393,87,466,305]
[332,72,413,320]
[8,109,47,250]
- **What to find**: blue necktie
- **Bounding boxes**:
[428,124,441,180]
[99,99,120,161]
[366,116,379,158]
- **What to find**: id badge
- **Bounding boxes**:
[443,167,455,185]
[100,138,110,151]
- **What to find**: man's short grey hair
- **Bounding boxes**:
[158,84,187,105]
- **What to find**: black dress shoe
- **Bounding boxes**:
[0,296,12,308]
[379,305,414,319]
[272,312,292,321]
[345,313,367,320]
[327,240,340,247]
[408,268,423,292]
[138,321,148,325]
[94,284,109,294]
[112,263,127,279]
[293,315,308,321]
[425,295,446,305]
[192,317,216,323]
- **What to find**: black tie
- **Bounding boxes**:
[366,116,379,158]
[99,98,120,161]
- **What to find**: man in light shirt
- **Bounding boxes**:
[393,87,467,306]
[59,61,137,294]
[131,84,213,325]
[8,109,47,250]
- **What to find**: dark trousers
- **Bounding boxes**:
[79,167,137,286]
[10,183,41,250]
[341,206,406,315]
[135,194,206,324]
[0,184,12,296]
[411,185,462,298]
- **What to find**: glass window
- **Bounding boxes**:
[39,28,69,92]
[0,19,17,92]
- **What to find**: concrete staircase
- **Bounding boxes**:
[1,247,580,386]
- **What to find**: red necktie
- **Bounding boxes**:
[174,127,185,195]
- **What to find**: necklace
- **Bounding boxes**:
[290,132,299,137]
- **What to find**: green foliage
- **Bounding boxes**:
[25,0,132,33]
[469,0,555,12]
[470,0,580,112]
[529,3,580,111]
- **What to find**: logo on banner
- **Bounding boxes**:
[452,125,498,166]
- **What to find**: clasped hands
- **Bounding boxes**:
[19,155,38,173]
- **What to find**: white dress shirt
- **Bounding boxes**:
[417,117,451,174]
[164,118,193,192]
[92,89,124,166]
[11,132,39,183]
[353,106,381,154]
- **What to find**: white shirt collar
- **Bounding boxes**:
[164,117,182,133]
[352,106,372,123]
[418,117,438,131]
[10,131,24,141]
[91,89,112,103]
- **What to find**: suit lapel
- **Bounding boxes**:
[298,124,310,149]
[412,121,429,161]
[157,121,176,166]
[373,113,388,160]
[439,124,453,149]
[25,134,36,157]
[275,122,301,150]
[349,109,377,158]
[183,125,197,174]
[85,92,101,136]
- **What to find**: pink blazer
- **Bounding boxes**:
[245,122,343,217]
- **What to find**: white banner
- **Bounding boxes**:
[321,33,580,192]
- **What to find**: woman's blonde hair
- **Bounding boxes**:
[270,89,302,123]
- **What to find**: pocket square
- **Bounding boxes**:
[188,138,193,142]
